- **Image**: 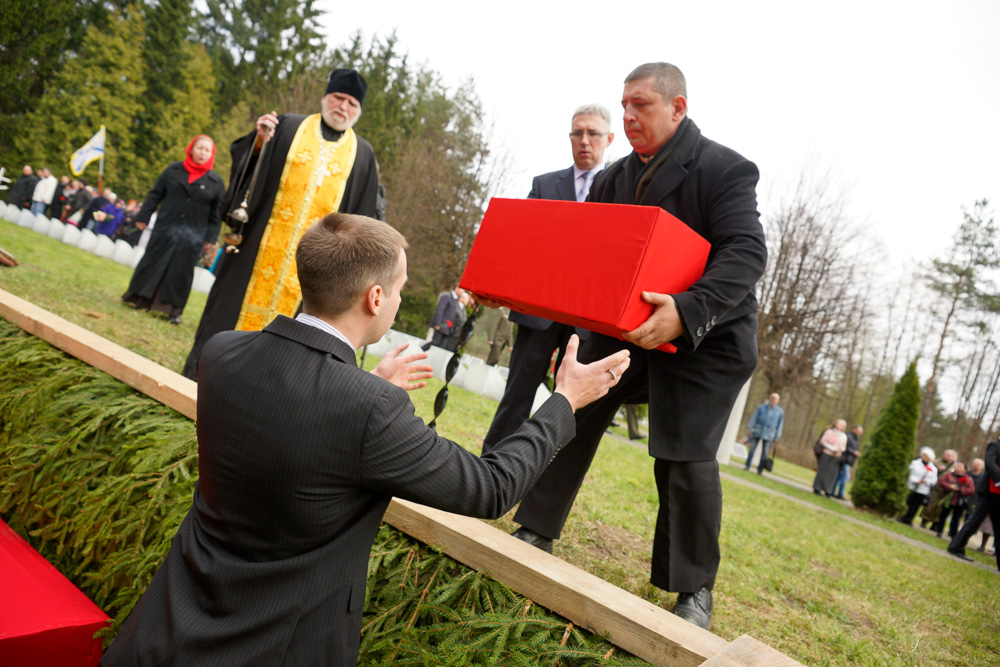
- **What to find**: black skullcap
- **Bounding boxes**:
[325,69,367,107]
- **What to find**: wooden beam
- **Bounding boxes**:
[698,635,805,666]
[384,499,729,666]
[0,287,806,667]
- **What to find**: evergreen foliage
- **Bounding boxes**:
[136,0,195,158]
[198,0,326,111]
[0,319,646,665]
[0,0,123,153]
[14,4,148,193]
[850,361,922,514]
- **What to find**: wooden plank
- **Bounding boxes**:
[698,635,806,667]
[1,287,807,667]
[384,499,728,667]
[0,289,196,420]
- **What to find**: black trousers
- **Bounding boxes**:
[949,492,1000,569]
[482,323,575,451]
[511,348,723,593]
[932,504,966,537]
[899,491,928,524]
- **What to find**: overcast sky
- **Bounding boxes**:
[319,0,1000,274]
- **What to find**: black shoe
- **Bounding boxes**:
[947,548,974,562]
[420,341,432,351]
[834,495,845,500]
[671,587,713,630]
[169,315,181,325]
[511,527,553,554]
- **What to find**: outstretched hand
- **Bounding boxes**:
[554,335,631,412]
[371,343,434,391]
[622,291,683,350]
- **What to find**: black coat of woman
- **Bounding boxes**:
[123,136,224,320]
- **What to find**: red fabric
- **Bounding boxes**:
[461,198,710,353]
[182,134,215,184]
[0,520,108,666]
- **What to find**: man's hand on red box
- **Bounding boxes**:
[554,335,631,413]
[622,291,684,350]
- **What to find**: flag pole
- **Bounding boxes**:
[97,124,106,191]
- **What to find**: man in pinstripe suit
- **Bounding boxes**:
[102,213,630,666]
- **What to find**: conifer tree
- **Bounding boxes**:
[851,361,922,514]
[0,0,120,160]
[131,42,218,188]
[14,4,148,196]
[197,0,326,111]
[136,0,195,159]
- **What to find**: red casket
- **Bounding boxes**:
[460,198,710,351]
[0,520,108,667]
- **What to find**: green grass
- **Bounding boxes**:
[0,220,207,373]
[2,218,998,667]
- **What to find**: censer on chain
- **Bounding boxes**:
[225,124,274,253]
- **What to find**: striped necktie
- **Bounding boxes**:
[577,170,591,202]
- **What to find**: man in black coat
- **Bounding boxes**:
[482,104,614,453]
[182,68,380,379]
[505,63,767,629]
[948,440,1000,569]
[7,165,38,209]
[423,286,465,351]
[102,212,631,666]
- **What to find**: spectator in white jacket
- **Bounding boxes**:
[898,446,938,525]
[30,168,57,217]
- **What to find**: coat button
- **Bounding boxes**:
[696,326,705,337]
[710,316,717,325]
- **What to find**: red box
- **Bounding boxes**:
[461,198,710,352]
[0,520,108,667]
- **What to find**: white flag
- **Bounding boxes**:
[69,126,106,177]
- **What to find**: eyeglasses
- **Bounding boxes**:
[427,304,481,430]
[569,130,609,140]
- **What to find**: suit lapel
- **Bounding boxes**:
[638,120,702,209]
[556,166,576,202]
[263,315,357,366]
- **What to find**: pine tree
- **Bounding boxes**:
[197,0,326,111]
[0,0,119,160]
[14,4,148,196]
[917,200,999,440]
[851,361,922,514]
[130,42,219,189]
[136,0,195,159]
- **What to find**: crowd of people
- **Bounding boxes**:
[744,405,995,559]
[5,167,146,246]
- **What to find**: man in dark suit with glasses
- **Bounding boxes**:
[482,104,615,455]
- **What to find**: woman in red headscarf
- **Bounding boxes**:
[122,135,225,324]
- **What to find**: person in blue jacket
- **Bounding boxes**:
[744,393,784,474]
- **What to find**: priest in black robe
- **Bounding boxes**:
[182,69,379,379]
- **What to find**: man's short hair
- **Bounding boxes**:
[296,213,408,317]
[625,62,687,101]
[572,104,612,127]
